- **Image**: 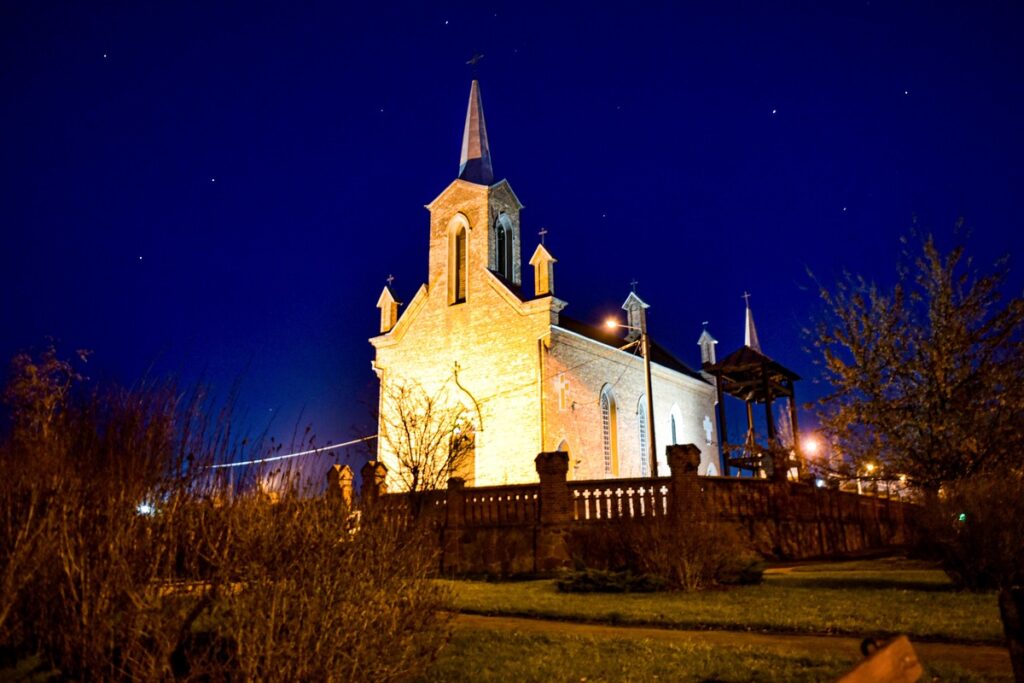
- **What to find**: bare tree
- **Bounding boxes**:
[811,231,1024,679]
[377,379,476,493]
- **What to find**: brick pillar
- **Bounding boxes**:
[666,444,702,524]
[360,460,388,505]
[326,464,354,508]
[534,451,571,572]
[442,477,466,573]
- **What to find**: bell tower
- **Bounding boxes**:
[426,80,524,300]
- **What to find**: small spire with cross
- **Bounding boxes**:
[538,227,548,245]
[631,279,639,293]
[742,291,752,307]
[386,274,395,286]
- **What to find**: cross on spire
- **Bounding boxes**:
[386,274,395,286]
[631,279,639,293]
[742,291,752,307]
[538,227,548,244]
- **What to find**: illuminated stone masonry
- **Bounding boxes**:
[370,80,719,488]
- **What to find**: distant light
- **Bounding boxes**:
[865,463,876,473]
[605,319,618,329]
[803,435,821,457]
[136,503,155,516]
[815,479,826,488]
[899,474,907,483]
[210,178,216,183]
[771,109,777,115]
[957,512,967,522]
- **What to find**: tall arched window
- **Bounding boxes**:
[600,386,618,476]
[637,398,649,477]
[454,226,467,303]
[494,214,514,280]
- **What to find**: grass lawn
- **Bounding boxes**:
[418,629,1001,683]
[444,557,1004,644]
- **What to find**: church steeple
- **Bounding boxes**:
[743,292,762,352]
[458,80,494,185]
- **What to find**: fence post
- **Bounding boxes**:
[442,477,466,573]
[666,444,702,524]
[360,460,388,505]
[326,464,354,508]
[534,451,572,572]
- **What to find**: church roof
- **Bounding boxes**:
[706,345,800,402]
[458,80,494,185]
[555,315,708,383]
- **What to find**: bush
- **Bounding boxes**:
[624,519,764,591]
[0,349,452,681]
[555,569,667,594]
[568,517,764,592]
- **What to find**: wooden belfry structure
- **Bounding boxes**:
[703,295,803,481]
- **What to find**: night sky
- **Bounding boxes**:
[3,2,1022,465]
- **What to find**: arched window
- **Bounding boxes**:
[494,214,514,280]
[556,439,573,480]
[600,386,618,476]
[637,398,649,477]
[453,225,467,303]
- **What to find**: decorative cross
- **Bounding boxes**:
[742,291,752,306]
[630,279,639,293]
[466,53,485,78]
[386,274,395,286]
[538,227,548,245]
[702,320,709,328]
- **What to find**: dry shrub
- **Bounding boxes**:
[568,515,763,592]
[206,500,451,682]
[918,471,1024,681]
[0,349,451,681]
[624,517,763,591]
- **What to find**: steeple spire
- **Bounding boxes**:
[743,292,762,352]
[458,80,494,185]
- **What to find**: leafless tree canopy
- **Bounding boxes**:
[378,379,476,492]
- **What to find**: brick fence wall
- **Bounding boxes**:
[331,444,915,576]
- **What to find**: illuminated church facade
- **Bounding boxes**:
[370,81,719,486]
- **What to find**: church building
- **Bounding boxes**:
[370,81,720,487]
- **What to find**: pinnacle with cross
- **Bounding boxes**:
[386,274,395,286]
[538,227,548,245]
[631,279,639,293]
[742,291,752,306]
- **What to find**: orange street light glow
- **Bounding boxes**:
[803,435,821,456]
[605,318,619,329]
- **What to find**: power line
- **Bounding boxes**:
[209,435,377,469]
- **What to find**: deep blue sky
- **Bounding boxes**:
[2,1,1022,464]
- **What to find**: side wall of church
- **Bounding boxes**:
[373,180,554,488]
[542,327,719,480]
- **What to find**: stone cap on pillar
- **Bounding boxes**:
[327,464,354,486]
[666,444,701,474]
[360,460,388,484]
[535,451,569,477]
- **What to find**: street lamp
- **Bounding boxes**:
[605,317,658,478]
